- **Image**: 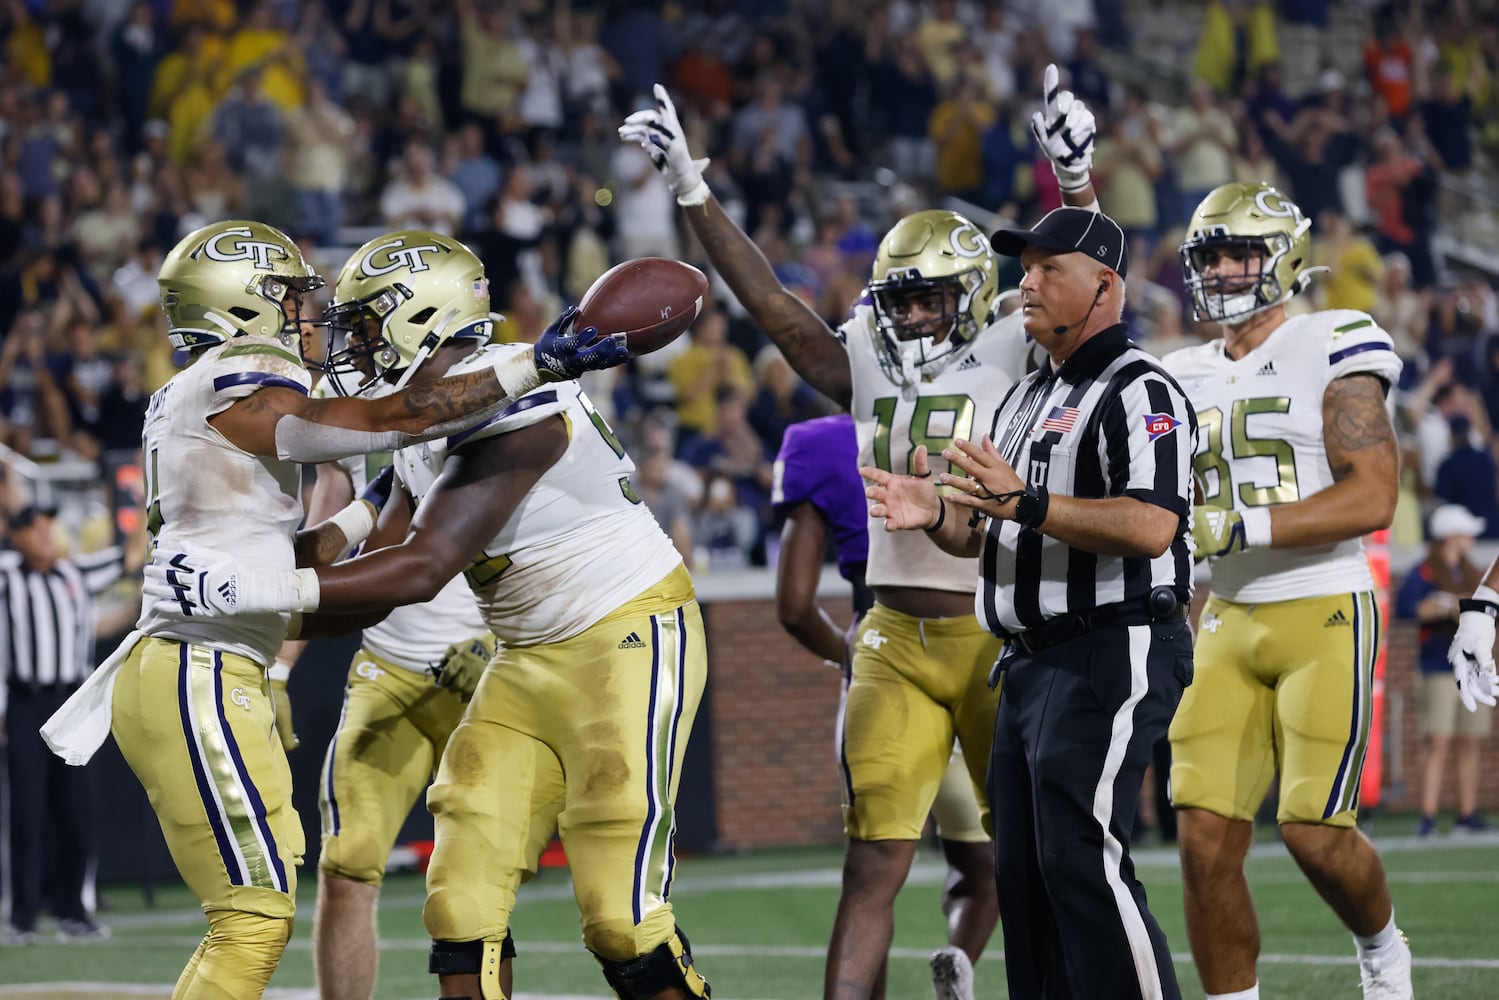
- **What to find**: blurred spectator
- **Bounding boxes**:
[1231,126,1284,192]
[150,24,220,167]
[599,0,675,113]
[632,447,695,564]
[682,387,775,516]
[693,473,760,571]
[1068,27,1113,113]
[57,318,111,461]
[1194,0,1280,96]
[1364,5,1416,122]
[1171,80,1237,221]
[1260,86,1356,228]
[448,123,502,235]
[184,138,246,221]
[929,76,997,202]
[973,3,1021,103]
[747,345,829,454]
[1421,66,1475,175]
[1315,211,1383,315]
[914,0,967,92]
[455,0,529,139]
[220,0,306,112]
[95,353,151,456]
[729,74,811,236]
[668,309,756,443]
[111,3,167,151]
[1396,504,1490,836]
[212,70,286,183]
[870,28,938,184]
[380,141,465,236]
[1366,125,1438,288]
[558,4,618,124]
[608,140,678,261]
[289,79,356,246]
[0,311,70,458]
[71,182,140,282]
[1092,90,1165,248]
[1433,404,1499,537]
[1373,253,1430,363]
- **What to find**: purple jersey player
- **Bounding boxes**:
[772,413,873,617]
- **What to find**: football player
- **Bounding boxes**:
[42,219,624,1000]
[144,233,712,1000]
[1161,183,1412,1000]
[269,245,496,1000]
[771,413,997,1000]
[620,67,1100,999]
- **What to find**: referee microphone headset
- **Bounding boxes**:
[1051,279,1110,337]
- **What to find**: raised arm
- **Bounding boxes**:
[619,85,852,409]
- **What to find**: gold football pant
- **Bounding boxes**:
[1170,592,1380,826]
[840,604,1002,841]
[424,566,704,962]
[112,637,303,999]
[319,646,466,885]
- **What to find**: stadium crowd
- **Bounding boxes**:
[0,0,1495,561]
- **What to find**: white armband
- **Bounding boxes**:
[267,659,292,682]
[326,498,377,560]
[1240,507,1273,548]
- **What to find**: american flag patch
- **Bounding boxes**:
[1143,412,1181,441]
[1039,406,1080,434]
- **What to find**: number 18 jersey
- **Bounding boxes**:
[837,298,1030,593]
[1161,309,1402,603]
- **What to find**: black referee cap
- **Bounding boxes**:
[992,208,1129,279]
[8,505,56,531]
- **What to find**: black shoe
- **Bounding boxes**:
[56,917,110,942]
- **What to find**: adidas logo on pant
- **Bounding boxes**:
[1324,609,1351,627]
[618,631,647,649]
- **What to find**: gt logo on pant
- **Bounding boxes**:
[229,687,252,710]
[356,661,385,682]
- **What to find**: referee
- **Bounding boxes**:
[863,208,1197,1000]
[1,506,134,944]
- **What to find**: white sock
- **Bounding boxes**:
[1354,911,1398,953]
[1206,986,1259,1000]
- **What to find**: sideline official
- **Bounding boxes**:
[863,208,1196,1000]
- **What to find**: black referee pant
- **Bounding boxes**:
[987,619,1192,1000]
[4,685,95,932]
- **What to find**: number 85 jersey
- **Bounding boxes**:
[1161,309,1402,603]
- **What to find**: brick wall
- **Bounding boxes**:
[703,601,1499,851]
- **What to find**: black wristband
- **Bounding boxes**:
[1014,485,1050,530]
[925,498,947,533]
[1459,598,1499,619]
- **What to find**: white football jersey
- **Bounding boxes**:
[329,435,486,676]
[393,344,684,646]
[137,336,310,666]
[1162,309,1403,602]
[839,297,1030,593]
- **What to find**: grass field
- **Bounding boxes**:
[2,827,1496,999]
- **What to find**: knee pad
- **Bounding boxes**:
[594,928,711,999]
[429,932,514,999]
[191,910,294,995]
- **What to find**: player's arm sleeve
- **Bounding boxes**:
[1322,312,1403,390]
[205,339,313,416]
[1099,371,1195,518]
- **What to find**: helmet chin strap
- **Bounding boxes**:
[390,328,444,391]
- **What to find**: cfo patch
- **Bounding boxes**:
[1143,412,1181,442]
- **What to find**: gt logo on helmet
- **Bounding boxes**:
[1253,188,1300,219]
[359,238,444,277]
[196,227,291,270]
[948,222,991,259]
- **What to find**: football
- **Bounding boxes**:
[576,258,709,357]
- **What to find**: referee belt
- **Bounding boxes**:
[1003,588,1187,655]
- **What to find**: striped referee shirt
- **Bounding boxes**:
[0,546,126,707]
[979,324,1196,635]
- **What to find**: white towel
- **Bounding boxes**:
[41,630,143,766]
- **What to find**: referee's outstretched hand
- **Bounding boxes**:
[861,446,943,531]
[939,436,1026,520]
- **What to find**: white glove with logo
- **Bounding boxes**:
[143,548,321,619]
[1450,586,1499,712]
[1031,63,1097,194]
[618,83,712,206]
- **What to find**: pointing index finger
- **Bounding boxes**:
[1043,63,1060,112]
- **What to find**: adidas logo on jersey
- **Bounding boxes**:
[618,631,647,649]
[1324,609,1351,627]
[1255,360,1277,376]
[956,355,982,372]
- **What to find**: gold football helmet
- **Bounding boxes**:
[868,210,1000,388]
[158,220,324,350]
[1180,182,1319,324]
[318,231,494,397]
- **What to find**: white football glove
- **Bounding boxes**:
[143,548,321,619]
[1450,588,1499,712]
[1030,63,1096,193]
[618,83,712,206]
